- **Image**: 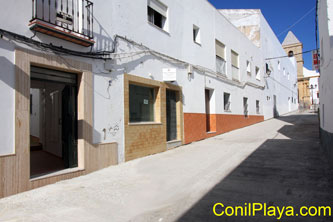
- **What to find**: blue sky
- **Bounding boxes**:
[208,0,316,70]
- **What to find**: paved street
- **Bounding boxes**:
[0,112,332,222]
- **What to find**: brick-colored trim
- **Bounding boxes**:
[184,113,264,144]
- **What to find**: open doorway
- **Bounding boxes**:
[205,89,216,132]
[30,66,78,178]
[166,89,178,142]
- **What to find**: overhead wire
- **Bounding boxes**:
[277,6,316,37]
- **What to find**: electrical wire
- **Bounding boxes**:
[265,49,317,60]
[277,6,316,37]
[0,28,114,59]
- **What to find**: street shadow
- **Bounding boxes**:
[178,114,333,222]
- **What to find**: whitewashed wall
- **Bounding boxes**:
[303,67,320,105]
[0,0,297,161]
[319,0,333,133]
[259,13,298,119]
[0,39,15,156]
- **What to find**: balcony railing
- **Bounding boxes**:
[30,0,94,47]
[232,65,240,81]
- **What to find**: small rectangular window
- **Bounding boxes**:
[247,61,251,75]
[148,0,168,30]
[129,84,155,122]
[224,93,231,111]
[255,66,260,80]
[193,25,201,44]
[283,68,286,76]
[243,97,248,117]
[278,61,281,70]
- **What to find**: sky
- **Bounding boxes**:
[208,0,317,70]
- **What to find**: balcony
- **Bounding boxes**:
[29,0,95,47]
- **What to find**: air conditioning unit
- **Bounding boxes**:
[56,12,73,25]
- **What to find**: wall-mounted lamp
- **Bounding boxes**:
[187,64,193,79]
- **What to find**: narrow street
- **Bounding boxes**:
[0,112,332,222]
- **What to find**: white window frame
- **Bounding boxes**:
[247,60,251,75]
[147,0,169,32]
[255,66,261,80]
[224,92,231,112]
[193,25,201,44]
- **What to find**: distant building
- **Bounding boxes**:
[282,31,311,109]
[303,67,320,109]
[318,0,333,166]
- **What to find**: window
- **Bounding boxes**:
[256,100,260,114]
[231,50,239,68]
[224,93,231,111]
[278,61,281,70]
[215,40,226,75]
[231,50,239,81]
[288,51,294,57]
[247,60,251,75]
[129,84,155,122]
[287,72,290,80]
[243,97,248,117]
[193,25,201,44]
[147,0,168,31]
[283,68,286,76]
[255,66,260,80]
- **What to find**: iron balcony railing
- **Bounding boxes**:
[31,0,94,39]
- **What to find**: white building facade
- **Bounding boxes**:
[318,0,333,166]
[0,0,297,197]
[303,67,320,108]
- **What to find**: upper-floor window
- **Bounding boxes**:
[193,25,201,44]
[216,40,226,75]
[247,61,251,75]
[231,50,239,81]
[283,68,286,76]
[255,66,261,80]
[278,61,281,70]
[231,50,239,68]
[148,0,168,31]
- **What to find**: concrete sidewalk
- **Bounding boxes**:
[0,113,332,222]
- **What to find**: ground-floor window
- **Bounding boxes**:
[129,84,155,122]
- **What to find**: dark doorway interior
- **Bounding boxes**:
[30,66,78,178]
[205,89,211,132]
[166,90,177,141]
[273,95,279,118]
